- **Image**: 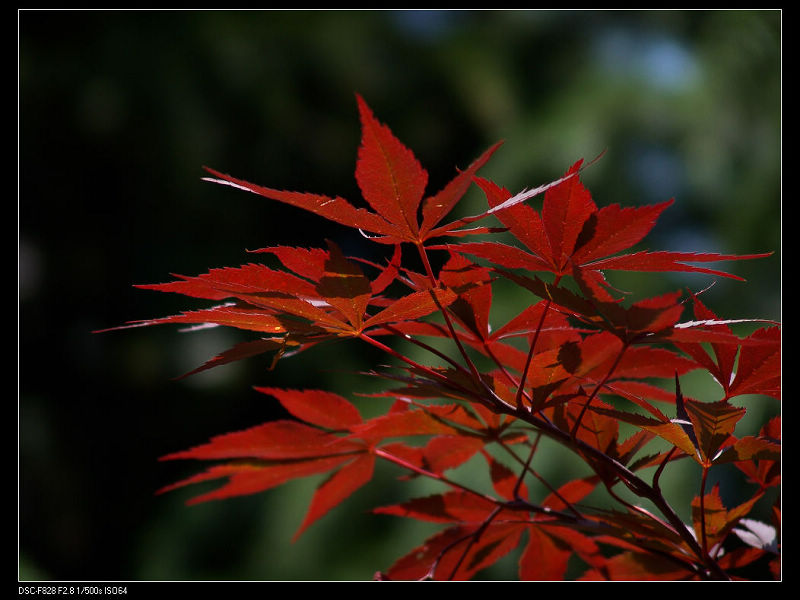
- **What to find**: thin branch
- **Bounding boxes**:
[379,322,468,373]
[570,340,629,440]
[604,483,680,538]
[515,298,553,410]
[482,340,530,398]
[513,435,539,500]
[373,447,498,505]
[700,465,710,558]
[416,242,483,384]
[503,408,730,580]
[653,447,678,493]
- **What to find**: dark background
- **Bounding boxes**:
[20,10,780,581]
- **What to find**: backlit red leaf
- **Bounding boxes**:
[542,160,596,270]
[541,476,600,512]
[571,200,674,265]
[584,250,771,281]
[112,94,780,581]
[109,304,295,335]
[519,525,573,580]
[250,245,329,281]
[472,177,552,265]
[423,435,485,474]
[158,456,354,506]
[420,142,503,237]
[728,326,781,399]
[293,452,375,541]
[483,451,527,501]
[202,166,404,241]
[349,408,460,441]
[714,435,780,464]
[440,240,553,271]
[160,420,364,462]
[363,287,457,329]
[255,387,362,431]
[315,240,372,329]
[355,94,427,240]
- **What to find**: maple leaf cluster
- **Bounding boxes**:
[106,95,780,581]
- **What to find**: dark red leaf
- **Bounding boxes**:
[386,522,524,580]
[250,245,329,281]
[177,338,305,379]
[579,551,696,581]
[374,490,498,524]
[135,263,318,300]
[315,240,373,329]
[683,399,746,464]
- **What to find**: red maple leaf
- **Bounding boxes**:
[201,95,587,246]
[101,95,779,581]
[100,241,457,375]
[441,171,770,281]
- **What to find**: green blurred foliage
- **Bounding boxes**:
[20,10,780,581]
